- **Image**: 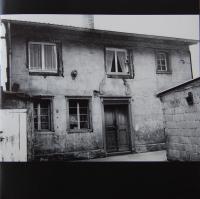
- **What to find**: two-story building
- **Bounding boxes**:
[1,19,198,161]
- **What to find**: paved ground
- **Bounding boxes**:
[84,150,167,161]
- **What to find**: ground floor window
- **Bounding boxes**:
[33,99,53,131]
[67,98,92,132]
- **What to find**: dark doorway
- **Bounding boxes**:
[104,104,131,153]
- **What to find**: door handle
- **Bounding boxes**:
[0,137,5,142]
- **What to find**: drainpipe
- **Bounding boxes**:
[4,22,12,91]
[189,48,193,79]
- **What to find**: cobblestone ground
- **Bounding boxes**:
[80,150,167,161]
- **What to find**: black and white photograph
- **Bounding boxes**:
[0,14,199,162]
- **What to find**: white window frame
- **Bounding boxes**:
[28,41,58,73]
[106,47,129,75]
[66,97,93,133]
[33,98,54,132]
[156,52,168,72]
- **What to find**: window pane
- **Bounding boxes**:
[41,116,48,123]
[33,105,38,130]
[111,58,116,72]
[80,122,89,129]
[69,115,78,124]
[70,123,78,129]
[34,121,38,130]
[117,57,122,72]
[161,60,166,66]
[79,107,88,114]
[40,108,48,115]
[69,108,77,114]
[79,100,88,107]
[69,100,77,108]
[40,100,49,108]
[41,123,49,130]
[44,45,57,70]
[106,50,115,72]
[117,51,128,73]
[161,65,167,71]
[80,115,88,122]
[34,108,38,116]
[30,44,42,69]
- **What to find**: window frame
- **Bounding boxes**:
[155,50,172,74]
[28,41,58,74]
[66,96,93,133]
[33,97,54,132]
[105,47,134,78]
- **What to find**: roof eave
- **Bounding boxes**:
[1,19,199,45]
[157,76,200,97]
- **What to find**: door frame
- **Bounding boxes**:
[100,96,134,156]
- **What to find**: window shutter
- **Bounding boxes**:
[128,50,134,78]
[56,42,64,76]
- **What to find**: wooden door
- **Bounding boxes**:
[0,109,27,162]
[104,105,130,153]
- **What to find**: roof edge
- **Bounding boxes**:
[1,19,199,45]
[157,76,200,97]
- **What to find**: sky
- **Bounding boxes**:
[0,14,199,83]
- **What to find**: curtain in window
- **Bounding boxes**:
[30,44,42,69]
[106,50,115,72]
[117,51,128,73]
[44,45,56,70]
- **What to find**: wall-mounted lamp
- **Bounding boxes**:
[186,92,194,105]
[71,70,78,80]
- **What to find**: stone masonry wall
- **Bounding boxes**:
[160,78,200,161]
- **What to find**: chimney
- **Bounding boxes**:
[82,15,94,29]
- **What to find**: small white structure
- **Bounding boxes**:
[0,109,27,161]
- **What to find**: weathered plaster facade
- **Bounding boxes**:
[158,77,200,161]
[1,20,197,160]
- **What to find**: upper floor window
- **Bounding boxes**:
[156,52,170,73]
[105,48,133,78]
[28,42,58,73]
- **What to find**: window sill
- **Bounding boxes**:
[29,71,59,76]
[35,130,55,134]
[107,74,133,79]
[67,129,93,134]
[156,71,172,75]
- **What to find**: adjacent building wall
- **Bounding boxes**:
[158,78,200,161]
[6,23,193,160]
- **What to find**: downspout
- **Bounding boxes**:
[189,48,193,79]
[4,22,12,91]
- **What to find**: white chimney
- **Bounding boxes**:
[81,15,94,29]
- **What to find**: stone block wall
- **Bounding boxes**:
[159,78,200,161]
